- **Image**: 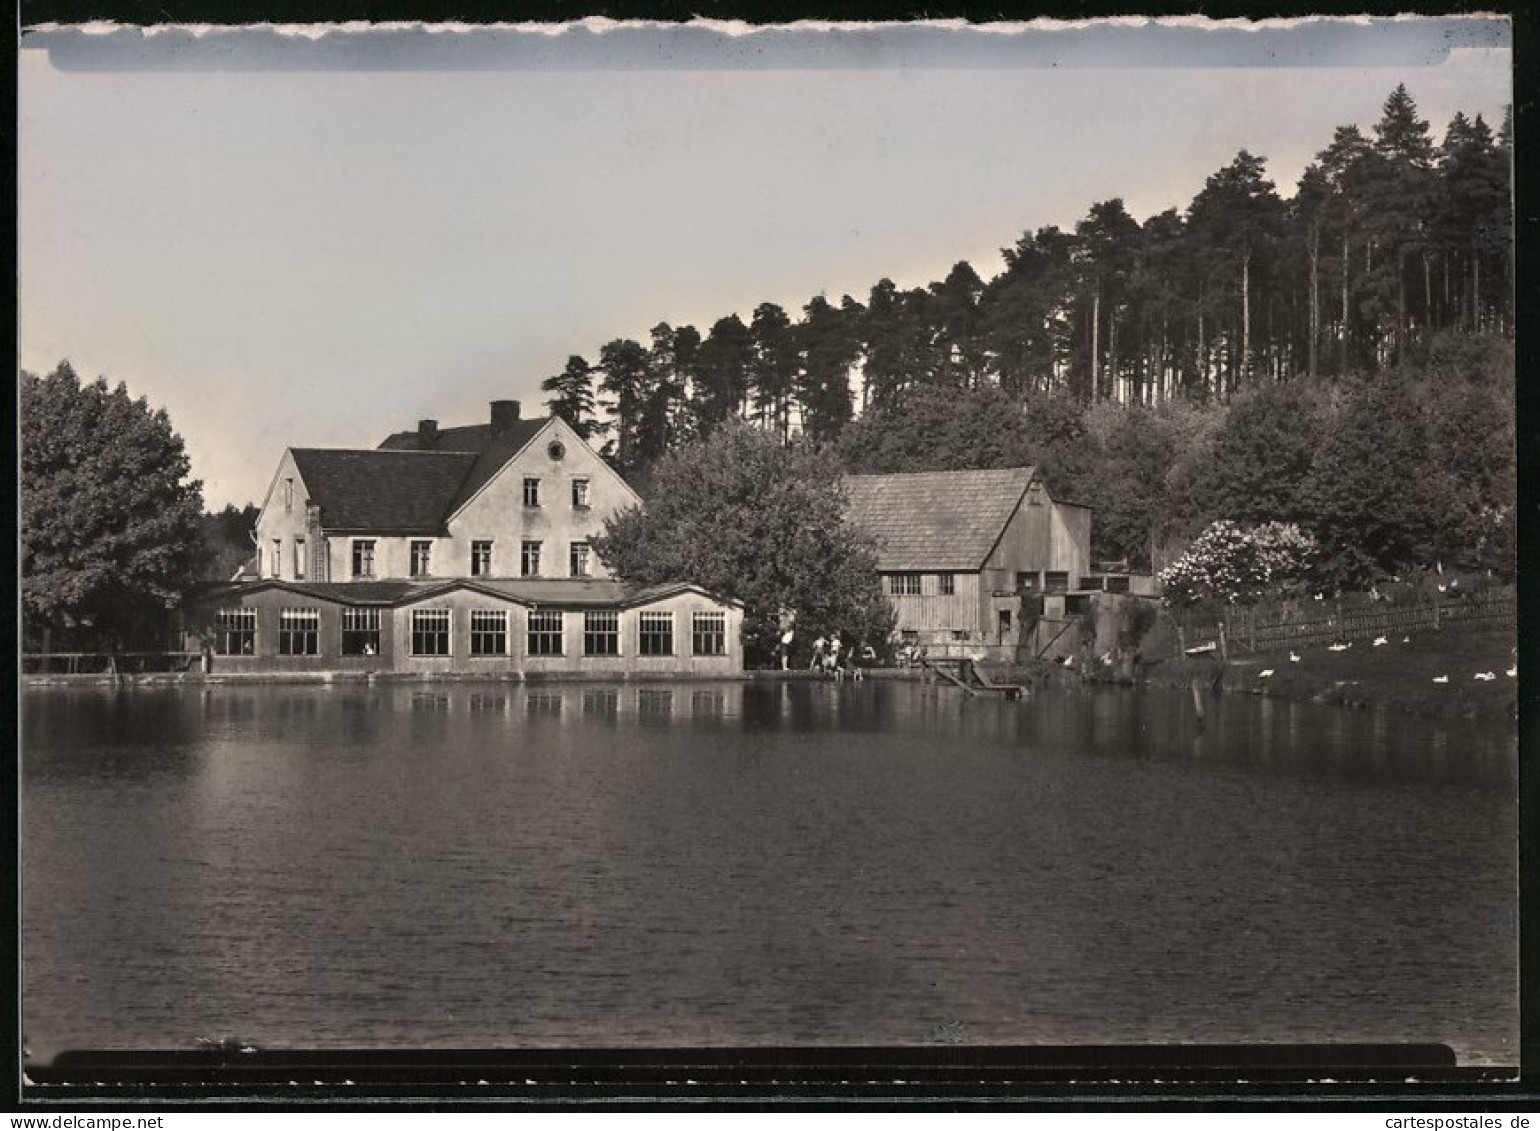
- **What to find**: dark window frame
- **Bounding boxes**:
[341,607,381,656]
[352,540,376,579]
[278,607,321,656]
[639,611,674,657]
[521,540,543,578]
[583,610,620,656]
[469,609,508,656]
[410,608,452,656]
[471,540,494,577]
[214,608,256,655]
[691,611,727,656]
[527,609,564,656]
[410,540,433,578]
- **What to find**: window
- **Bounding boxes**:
[284,477,294,512]
[470,610,508,656]
[278,607,320,656]
[523,477,541,507]
[1045,571,1070,593]
[521,540,542,577]
[270,539,282,578]
[937,573,955,596]
[1016,571,1038,592]
[692,611,727,656]
[341,607,381,655]
[584,610,620,656]
[570,541,592,578]
[410,540,432,577]
[1106,575,1131,594]
[527,610,564,656]
[888,573,921,596]
[952,629,970,642]
[352,540,376,579]
[639,611,674,656]
[214,608,256,655]
[410,609,451,656]
[471,540,493,577]
[547,440,566,461]
[294,537,307,580]
[572,478,590,509]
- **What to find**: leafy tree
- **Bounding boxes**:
[540,355,602,441]
[1304,372,1446,586]
[200,503,261,581]
[1191,381,1325,528]
[836,385,1036,474]
[22,362,207,649]
[592,421,893,663]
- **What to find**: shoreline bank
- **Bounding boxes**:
[1133,623,1517,723]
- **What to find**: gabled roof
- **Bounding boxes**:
[378,418,550,515]
[290,449,478,534]
[843,467,1038,571]
[199,577,742,610]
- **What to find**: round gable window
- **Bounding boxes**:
[547,440,566,461]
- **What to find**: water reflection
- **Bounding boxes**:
[21,680,1517,1064]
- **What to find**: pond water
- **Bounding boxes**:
[21,680,1518,1066]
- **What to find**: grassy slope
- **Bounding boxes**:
[1143,624,1518,721]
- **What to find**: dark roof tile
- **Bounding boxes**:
[844,468,1036,571]
[291,449,477,533]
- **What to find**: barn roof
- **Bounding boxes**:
[843,467,1038,571]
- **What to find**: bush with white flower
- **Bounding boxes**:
[1159,520,1319,607]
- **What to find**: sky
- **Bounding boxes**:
[18,17,1513,509]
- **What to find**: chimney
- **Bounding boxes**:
[418,418,438,447]
[490,400,521,433]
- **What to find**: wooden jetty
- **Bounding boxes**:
[921,657,1028,700]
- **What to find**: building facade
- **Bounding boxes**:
[198,400,743,675]
[845,467,1100,659]
[186,578,743,676]
[254,401,636,586]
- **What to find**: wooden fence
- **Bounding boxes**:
[23,652,203,675]
[1174,592,1514,657]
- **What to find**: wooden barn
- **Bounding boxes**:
[844,467,1094,660]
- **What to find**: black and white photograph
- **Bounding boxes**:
[16,13,1519,1097]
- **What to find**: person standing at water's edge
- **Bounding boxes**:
[810,635,826,671]
[779,627,794,670]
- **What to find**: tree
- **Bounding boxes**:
[1187,152,1285,394]
[1304,373,1446,586]
[540,355,602,441]
[22,362,207,649]
[836,385,1036,474]
[200,502,261,581]
[596,338,653,474]
[692,314,756,433]
[796,294,861,443]
[1363,85,1437,362]
[749,302,797,442]
[1191,381,1325,528]
[592,421,894,663]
